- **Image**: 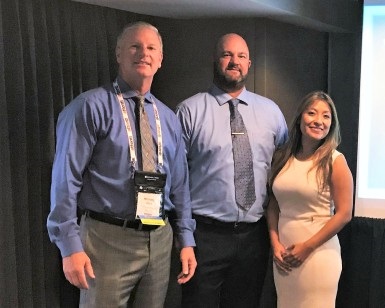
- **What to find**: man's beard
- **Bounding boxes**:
[213,62,248,92]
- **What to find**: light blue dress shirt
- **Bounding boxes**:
[47,76,195,257]
[176,85,288,223]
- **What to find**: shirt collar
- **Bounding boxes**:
[209,84,250,106]
[115,75,153,103]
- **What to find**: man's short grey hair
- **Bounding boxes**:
[116,21,163,51]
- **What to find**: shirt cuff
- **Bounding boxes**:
[172,218,196,249]
[55,235,84,258]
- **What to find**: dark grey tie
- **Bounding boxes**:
[136,96,156,172]
[229,99,256,210]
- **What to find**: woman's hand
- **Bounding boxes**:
[283,242,314,267]
[272,242,293,275]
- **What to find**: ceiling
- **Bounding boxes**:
[72,0,288,19]
[72,0,362,33]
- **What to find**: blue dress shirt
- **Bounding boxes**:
[47,76,195,257]
[176,85,288,223]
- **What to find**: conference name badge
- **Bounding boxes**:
[134,171,167,226]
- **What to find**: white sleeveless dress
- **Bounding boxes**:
[272,151,342,308]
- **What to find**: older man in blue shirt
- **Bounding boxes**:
[176,33,288,308]
[47,22,196,308]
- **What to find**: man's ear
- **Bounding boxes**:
[159,52,163,68]
[116,46,121,64]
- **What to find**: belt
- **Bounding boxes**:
[84,210,161,231]
[193,214,264,231]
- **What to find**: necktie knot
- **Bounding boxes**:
[229,99,246,134]
[229,99,239,118]
[136,95,145,112]
[230,98,239,106]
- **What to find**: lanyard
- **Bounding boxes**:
[113,80,164,170]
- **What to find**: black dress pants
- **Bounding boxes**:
[182,215,270,308]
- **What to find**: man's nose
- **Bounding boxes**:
[230,55,240,64]
[137,45,148,56]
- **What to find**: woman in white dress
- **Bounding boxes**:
[266,91,353,308]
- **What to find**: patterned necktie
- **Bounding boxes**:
[136,96,156,172]
[229,99,256,210]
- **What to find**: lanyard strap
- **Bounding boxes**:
[113,80,163,170]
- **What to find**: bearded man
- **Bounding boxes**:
[176,33,288,308]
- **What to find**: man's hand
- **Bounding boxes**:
[62,251,95,289]
[177,246,197,284]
